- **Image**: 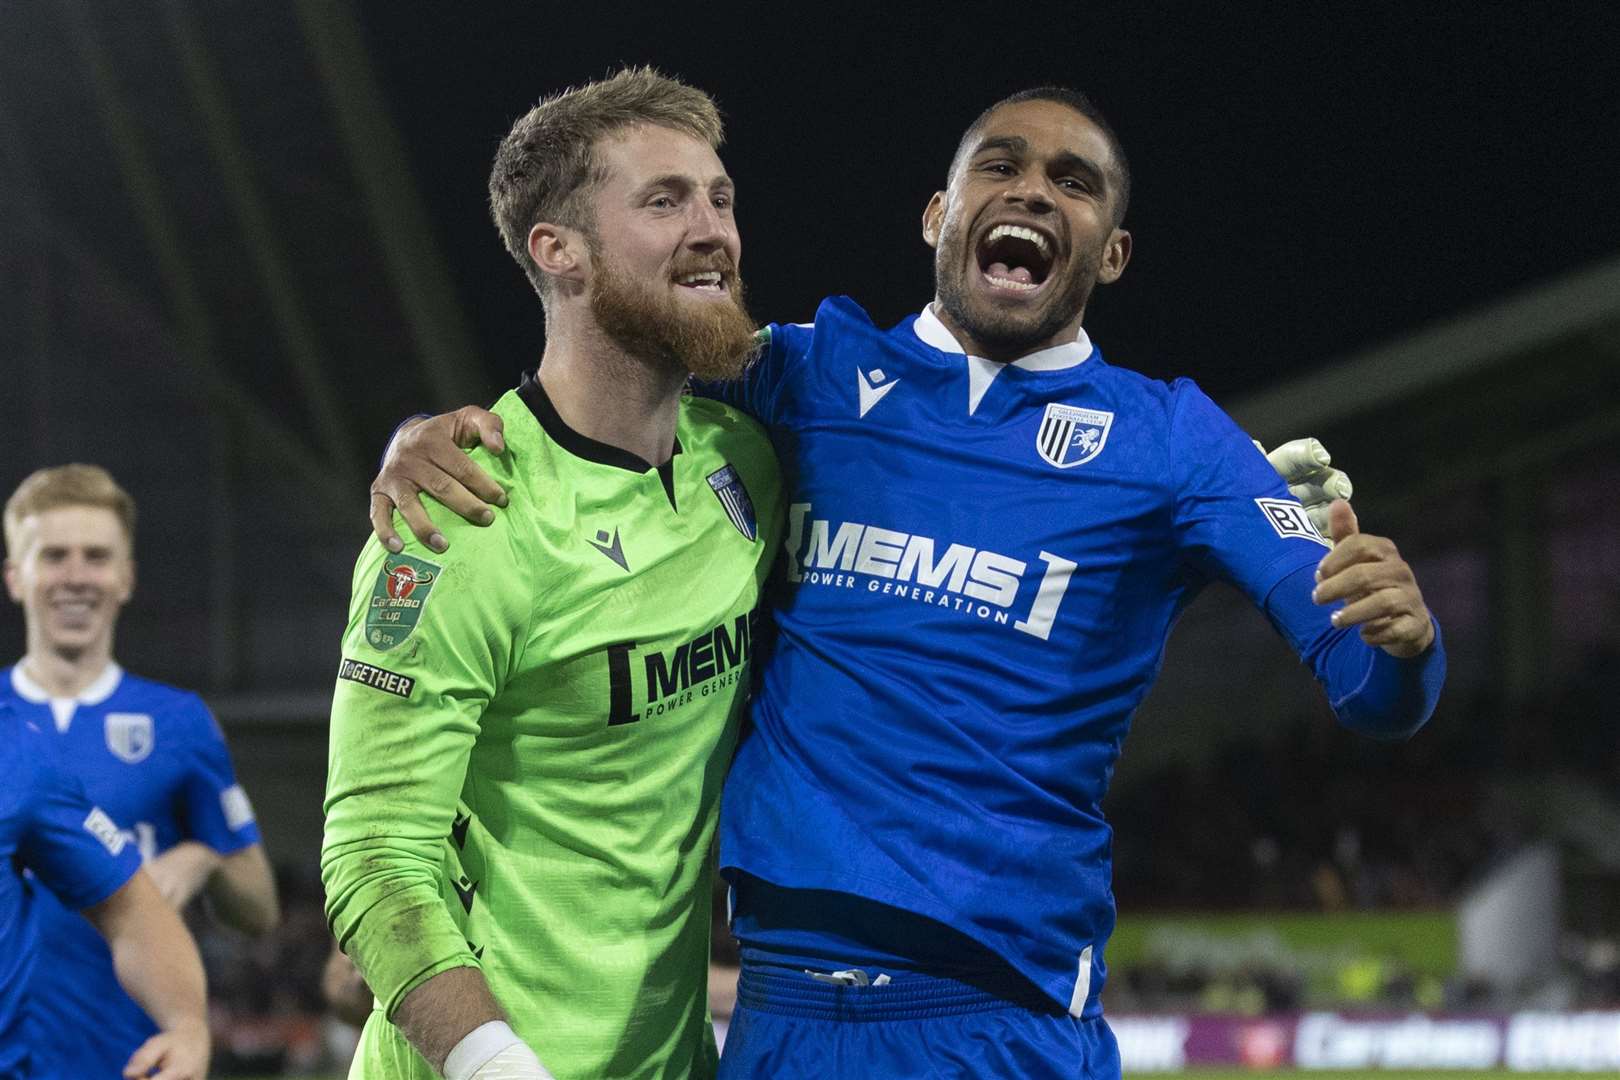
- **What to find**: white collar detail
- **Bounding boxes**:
[913,305,1093,415]
[11,661,124,733]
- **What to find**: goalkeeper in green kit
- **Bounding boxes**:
[321,70,780,1080]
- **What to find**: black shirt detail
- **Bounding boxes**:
[518,372,681,510]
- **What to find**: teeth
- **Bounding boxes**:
[982,273,1040,291]
[677,272,723,287]
[986,224,1050,256]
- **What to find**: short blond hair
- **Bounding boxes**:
[4,464,137,558]
[488,66,725,303]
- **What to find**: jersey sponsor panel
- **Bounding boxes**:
[606,607,764,726]
[785,504,1078,641]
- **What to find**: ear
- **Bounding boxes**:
[921,192,946,249]
[528,222,588,287]
[1096,227,1132,285]
[2,560,18,604]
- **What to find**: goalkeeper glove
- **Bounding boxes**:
[1258,437,1352,536]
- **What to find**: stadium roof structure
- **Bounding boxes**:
[1232,250,1620,492]
[1232,252,1620,702]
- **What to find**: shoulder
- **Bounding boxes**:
[0,664,15,701]
[113,672,210,719]
[112,672,223,746]
[464,389,538,490]
[1088,361,1227,428]
[764,296,883,353]
[3,704,44,773]
[1160,375,1247,439]
[5,707,72,804]
[682,395,774,451]
[680,397,782,494]
[1071,358,1184,443]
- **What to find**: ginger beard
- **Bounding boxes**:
[588,242,759,381]
[933,211,1103,357]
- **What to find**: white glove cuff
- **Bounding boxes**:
[444,1021,552,1080]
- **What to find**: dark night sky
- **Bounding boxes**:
[358,1,1620,399]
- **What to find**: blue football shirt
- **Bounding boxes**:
[0,702,141,1080]
[706,298,1445,1018]
[3,663,261,1077]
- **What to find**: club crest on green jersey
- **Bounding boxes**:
[366,552,439,650]
[707,464,757,541]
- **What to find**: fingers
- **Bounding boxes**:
[1312,547,1409,604]
[1315,531,1399,585]
[432,453,507,519]
[1264,437,1331,483]
[370,492,405,554]
[133,1038,207,1080]
[124,1034,164,1078]
[367,408,509,552]
[1286,470,1353,509]
[390,490,447,554]
[1328,499,1359,544]
[1360,614,1436,658]
[1311,526,1434,657]
[1328,586,1415,630]
[451,406,507,456]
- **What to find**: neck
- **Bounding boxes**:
[929,295,1087,364]
[537,318,687,466]
[21,638,114,698]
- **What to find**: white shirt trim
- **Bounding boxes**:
[10,661,124,733]
[913,305,1093,415]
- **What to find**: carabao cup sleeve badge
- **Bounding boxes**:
[365,552,440,651]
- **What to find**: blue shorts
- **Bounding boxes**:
[717,958,1121,1079]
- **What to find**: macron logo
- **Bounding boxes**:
[857,368,900,418]
[587,527,629,572]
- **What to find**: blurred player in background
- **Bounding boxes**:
[373,84,1443,1079]
[1,700,211,1080]
[1,464,278,1078]
[321,69,780,1080]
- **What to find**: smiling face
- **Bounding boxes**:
[577,123,759,379]
[924,98,1132,361]
[4,505,134,662]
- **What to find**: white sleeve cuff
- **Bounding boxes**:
[443,1021,552,1080]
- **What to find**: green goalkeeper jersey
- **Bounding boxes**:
[322,377,782,1080]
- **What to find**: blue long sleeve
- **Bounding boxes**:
[1264,562,1446,739]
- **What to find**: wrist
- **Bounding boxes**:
[443,1021,519,1080]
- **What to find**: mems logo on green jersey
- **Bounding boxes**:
[366,553,439,651]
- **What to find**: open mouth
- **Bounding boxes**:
[49,596,99,625]
[674,270,728,294]
[976,224,1056,294]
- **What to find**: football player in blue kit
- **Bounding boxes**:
[1,701,211,1080]
[368,87,1443,1078]
[2,465,280,1078]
